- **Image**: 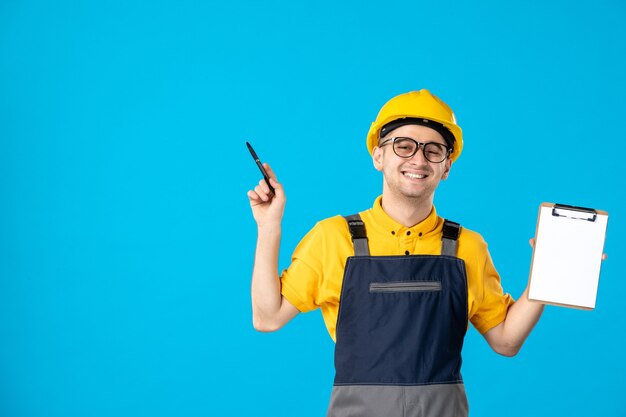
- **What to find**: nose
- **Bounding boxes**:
[409,143,429,164]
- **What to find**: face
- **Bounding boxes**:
[372,124,452,204]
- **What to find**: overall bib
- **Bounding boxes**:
[327,215,469,417]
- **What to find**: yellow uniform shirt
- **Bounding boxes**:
[280,196,514,341]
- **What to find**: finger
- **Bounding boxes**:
[247,189,264,204]
[258,178,272,194]
[602,253,607,261]
[254,184,270,201]
[269,176,283,191]
[529,237,536,248]
[264,163,277,180]
[262,164,283,194]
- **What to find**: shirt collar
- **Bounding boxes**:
[370,195,440,237]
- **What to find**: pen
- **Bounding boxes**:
[246,141,276,196]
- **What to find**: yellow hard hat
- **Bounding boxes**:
[366,89,463,162]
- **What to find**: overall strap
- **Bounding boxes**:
[344,214,370,256]
[441,219,461,257]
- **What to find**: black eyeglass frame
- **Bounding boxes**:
[378,137,452,163]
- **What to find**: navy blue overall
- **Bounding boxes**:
[327,215,469,417]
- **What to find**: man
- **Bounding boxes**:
[247,90,545,417]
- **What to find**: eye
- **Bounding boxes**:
[395,138,416,150]
[425,143,445,156]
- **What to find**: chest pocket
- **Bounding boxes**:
[369,280,442,293]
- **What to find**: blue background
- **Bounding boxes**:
[1,1,625,416]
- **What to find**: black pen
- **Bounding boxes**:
[246,141,276,197]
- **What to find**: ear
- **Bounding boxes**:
[372,146,384,171]
[441,159,452,180]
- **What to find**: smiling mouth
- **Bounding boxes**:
[403,172,428,179]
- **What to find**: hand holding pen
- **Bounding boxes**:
[246,142,285,227]
[246,142,275,197]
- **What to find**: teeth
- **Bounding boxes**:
[404,172,426,179]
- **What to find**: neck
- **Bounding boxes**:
[380,191,434,227]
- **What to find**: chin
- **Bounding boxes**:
[397,189,431,201]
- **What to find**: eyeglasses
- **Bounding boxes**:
[378,137,451,163]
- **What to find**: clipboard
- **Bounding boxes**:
[528,203,608,309]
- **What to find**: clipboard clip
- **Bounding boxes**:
[552,203,597,222]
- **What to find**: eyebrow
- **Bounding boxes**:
[386,137,448,146]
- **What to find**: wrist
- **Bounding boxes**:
[258,222,282,235]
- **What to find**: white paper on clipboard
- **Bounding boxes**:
[528,203,608,309]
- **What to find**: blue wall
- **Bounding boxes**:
[1,1,625,416]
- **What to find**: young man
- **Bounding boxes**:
[247,90,545,417]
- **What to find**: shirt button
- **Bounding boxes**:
[406,231,411,236]
[418,232,423,237]
[391,231,395,235]
[405,250,410,255]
